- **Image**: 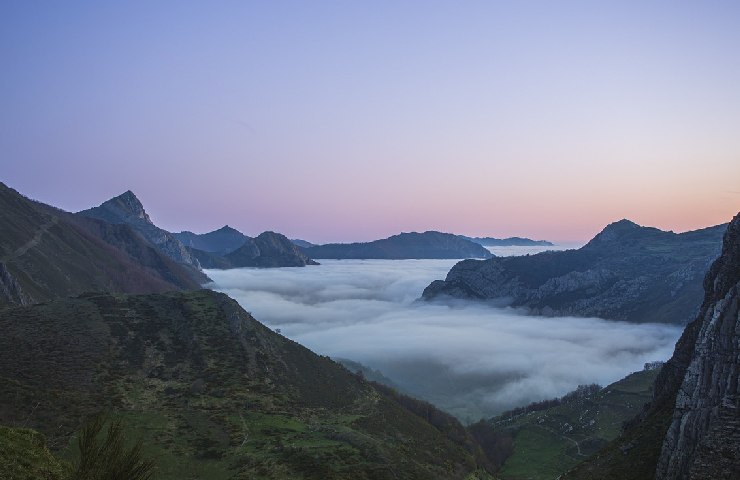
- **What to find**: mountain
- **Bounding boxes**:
[190,231,319,269]
[78,190,200,269]
[224,231,319,267]
[175,225,249,255]
[0,182,201,306]
[290,238,316,249]
[423,220,726,324]
[563,213,740,480]
[460,236,554,247]
[470,366,661,479]
[301,231,494,259]
[0,289,492,479]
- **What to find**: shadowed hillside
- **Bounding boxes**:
[0,289,492,479]
[0,182,201,307]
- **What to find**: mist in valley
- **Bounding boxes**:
[206,253,682,422]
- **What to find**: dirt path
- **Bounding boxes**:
[1,216,58,262]
[535,423,586,457]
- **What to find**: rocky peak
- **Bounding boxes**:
[584,219,644,247]
[103,190,151,223]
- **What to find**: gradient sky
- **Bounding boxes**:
[2,1,739,243]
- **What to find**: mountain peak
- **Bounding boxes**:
[585,219,644,247]
[104,190,149,222]
[214,225,241,234]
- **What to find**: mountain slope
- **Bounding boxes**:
[0,289,489,479]
[79,191,200,269]
[302,231,494,259]
[563,213,740,480]
[470,367,661,480]
[0,182,200,306]
[424,220,725,324]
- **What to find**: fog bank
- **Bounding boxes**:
[206,256,681,421]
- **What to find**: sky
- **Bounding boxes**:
[1,1,739,243]
[205,258,683,420]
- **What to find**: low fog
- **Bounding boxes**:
[206,254,682,421]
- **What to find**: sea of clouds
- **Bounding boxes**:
[205,249,682,421]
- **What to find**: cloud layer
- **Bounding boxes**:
[206,256,682,421]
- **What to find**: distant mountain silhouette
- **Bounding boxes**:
[459,235,553,247]
[175,225,249,255]
[194,231,319,268]
[301,231,494,259]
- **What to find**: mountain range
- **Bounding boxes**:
[300,231,494,259]
[1,180,737,479]
[459,236,554,247]
[81,191,319,270]
[0,183,202,307]
[423,219,726,324]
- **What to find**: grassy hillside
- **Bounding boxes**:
[0,290,492,479]
[470,368,660,480]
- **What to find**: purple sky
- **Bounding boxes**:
[2,1,739,243]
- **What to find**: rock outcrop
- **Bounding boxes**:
[79,190,200,268]
[654,213,740,479]
[301,231,494,259]
[0,262,31,305]
[423,220,726,324]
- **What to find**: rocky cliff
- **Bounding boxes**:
[302,231,494,259]
[79,190,200,269]
[423,220,725,324]
[563,213,740,480]
[654,213,740,479]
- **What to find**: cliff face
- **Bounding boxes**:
[655,213,740,479]
[79,191,200,269]
[423,220,725,324]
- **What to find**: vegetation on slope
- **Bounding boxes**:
[470,368,661,480]
[0,290,491,479]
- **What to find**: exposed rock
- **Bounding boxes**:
[302,231,494,259]
[655,213,740,479]
[0,262,32,305]
[0,182,201,306]
[79,191,200,268]
[423,219,726,324]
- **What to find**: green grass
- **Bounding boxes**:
[481,369,660,480]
